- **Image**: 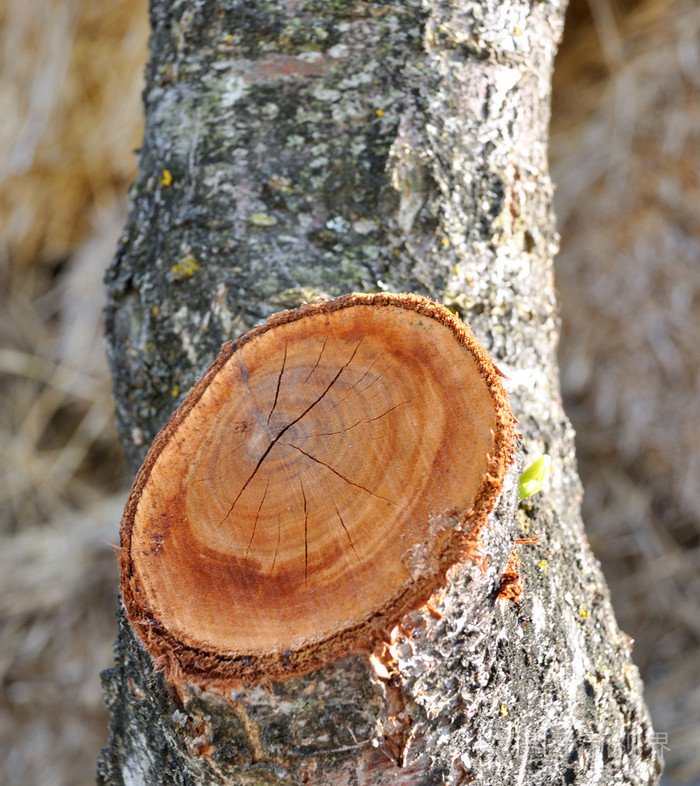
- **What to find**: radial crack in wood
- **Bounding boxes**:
[120,292,516,688]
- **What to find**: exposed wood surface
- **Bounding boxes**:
[122,293,515,686]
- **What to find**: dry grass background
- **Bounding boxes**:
[551,1,700,782]
[0,0,697,784]
[0,2,148,784]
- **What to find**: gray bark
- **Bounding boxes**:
[98,1,661,784]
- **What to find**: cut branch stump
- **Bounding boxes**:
[121,293,515,691]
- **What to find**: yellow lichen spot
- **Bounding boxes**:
[171,384,180,398]
[225,34,234,41]
[579,606,589,619]
[159,169,173,187]
[538,560,548,571]
[159,63,169,75]
[499,703,509,717]
[441,237,450,246]
[375,108,384,117]
[248,213,277,227]
[394,248,400,254]
[170,254,200,281]
[514,25,522,35]
[151,305,159,316]
[452,265,460,276]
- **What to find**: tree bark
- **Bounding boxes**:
[98,1,661,784]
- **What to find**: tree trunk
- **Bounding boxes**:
[98,1,661,784]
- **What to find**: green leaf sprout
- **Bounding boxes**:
[519,454,552,501]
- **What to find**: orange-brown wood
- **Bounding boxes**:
[120,293,516,687]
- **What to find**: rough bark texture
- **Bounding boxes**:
[98,1,661,784]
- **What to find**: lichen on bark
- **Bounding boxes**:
[100,1,661,784]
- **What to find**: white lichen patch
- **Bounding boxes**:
[566,628,589,708]
[311,85,342,103]
[530,594,547,635]
[121,733,155,786]
[219,72,248,108]
[352,218,377,235]
[327,43,349,59]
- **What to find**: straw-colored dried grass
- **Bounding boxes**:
[0,0,147,783]
[0,0,147,532]
[552,0,700,781]
[0,0,698,783]
[0,497,123,786]
[0,0,146,268]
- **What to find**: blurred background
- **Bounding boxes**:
[0,0,698,783]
